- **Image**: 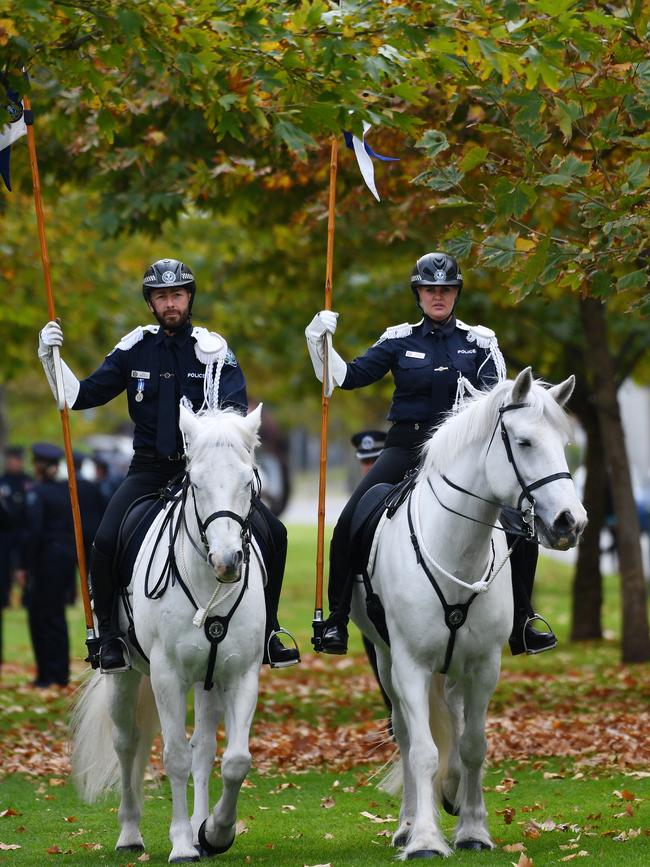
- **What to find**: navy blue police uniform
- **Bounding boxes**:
[24,443,75,687]
[327,315,503,627]
[0,450,31,609]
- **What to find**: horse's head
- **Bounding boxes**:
[485,368,587,550]
[180,403,262,583]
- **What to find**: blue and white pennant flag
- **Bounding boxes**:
[343,121,399,202]
[0,93,27,191]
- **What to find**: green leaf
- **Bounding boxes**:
[616,270,648,292]
[539,154,591,187]
[446,231,474,260]
[553,98,581,142]
[590,271,612,298]
[424,166,464,191]
[482,234,517,268]
[624,159,649,191]
[273,119,316,158]
[415,129,449,159]
[513,120,549,149]
[520,237,551,284]
[459,146,488,174]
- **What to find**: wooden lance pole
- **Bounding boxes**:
[312,136,338,650]
[22,93,97,648]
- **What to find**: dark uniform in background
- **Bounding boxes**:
[0,446,32,668]
[24,443,75,687]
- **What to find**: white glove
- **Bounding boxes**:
[38,320,64,357]
[37,320,80,408]
[305,310,339,341]
[304,311,347,396]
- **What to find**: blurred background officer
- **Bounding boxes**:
[350,429,392,716]
[0,445,32,670]
[24,443,75,688]
[71,451,108,604]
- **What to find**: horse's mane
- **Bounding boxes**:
[185,407,258,468]
[419,378,573,478]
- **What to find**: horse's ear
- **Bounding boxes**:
[511,367,533,404]
[245,403,263,433]
[548,375,575,407]
[179,402,200,440]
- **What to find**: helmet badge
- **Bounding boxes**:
[434,269,447,281]
[161,270,177,284]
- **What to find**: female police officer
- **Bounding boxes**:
[37,258,299,672]
[305,251,556,657]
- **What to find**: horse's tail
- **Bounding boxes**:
[378,674,454,801]
[70,671,159,803]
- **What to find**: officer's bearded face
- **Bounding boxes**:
[148,287,192,333]
[418,285,458,323]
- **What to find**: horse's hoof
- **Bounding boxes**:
[406,851,443,860]
[198,819,236,856]
[169,857,199,864]
[442,795,459,816]
[116,843,145,852]
[456,839,491,850]
[393,832,409,847]
[194,844,211,858]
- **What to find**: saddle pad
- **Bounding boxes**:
[350,483,393,576]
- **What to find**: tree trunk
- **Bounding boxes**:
[570,401,604,640]
[580,297,650,663]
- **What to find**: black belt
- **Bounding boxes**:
[385,421,433,449]
[134,448,185,462]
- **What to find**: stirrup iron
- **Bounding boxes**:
[266,628,301,669]
[100,636,133,674]
[522,613,557,655]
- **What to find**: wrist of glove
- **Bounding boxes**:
[305,310,339,341]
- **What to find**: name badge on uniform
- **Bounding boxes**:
[405,351,426,359]
[131,370,150,402]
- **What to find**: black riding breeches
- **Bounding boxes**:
[328,444,419,622]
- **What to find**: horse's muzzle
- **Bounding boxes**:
[538,509,588,550]
[209,549,243,583]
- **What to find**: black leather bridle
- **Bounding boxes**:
[434,401,573,540]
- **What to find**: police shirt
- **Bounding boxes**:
[72,321,247,454]
[341,315,503,428]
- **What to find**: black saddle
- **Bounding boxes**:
[350,470,418,576]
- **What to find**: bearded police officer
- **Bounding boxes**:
[306,252,557,657]
[38,258,299,672]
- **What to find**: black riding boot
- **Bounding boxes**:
[89,545,130,673]
[508,538,557,655]
[259,517,300,668]
[317,521,353,655]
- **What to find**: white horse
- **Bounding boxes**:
[351,369,587,860]
[71,405,266,863]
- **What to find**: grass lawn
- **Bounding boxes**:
[1,525,648,865]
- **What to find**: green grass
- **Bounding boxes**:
[1,524,648,865]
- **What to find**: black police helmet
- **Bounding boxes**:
[410,253,463,312]
[142,259,196,310]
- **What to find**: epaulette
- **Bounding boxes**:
[456,319,496,349]
[378,321,416,341]
[192,326,228,365]
[112,325,159,352]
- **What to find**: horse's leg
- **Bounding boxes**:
[390,648,451,859]
[454,659,500,851]
[149,659,197,863]
[375,648,415,849]
[440,676,463,815]
[199,667,258,856]
[190,684,223,842]
[109,670,147,852]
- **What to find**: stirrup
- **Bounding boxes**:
[522,614,557,655]
[100,636,133,674]
[266,628,301,669]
